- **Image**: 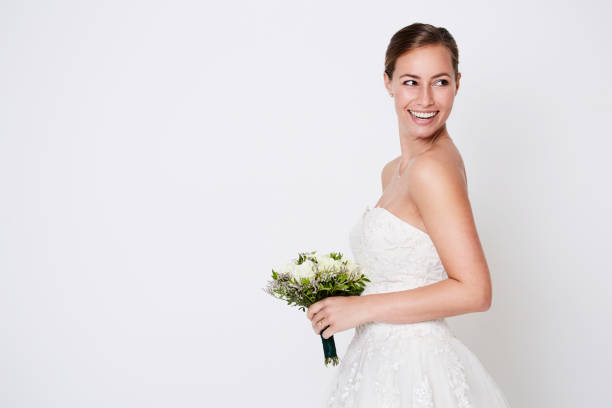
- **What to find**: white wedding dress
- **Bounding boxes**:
[324,205,512,407]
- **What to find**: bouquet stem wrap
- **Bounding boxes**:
[320,325,339,366]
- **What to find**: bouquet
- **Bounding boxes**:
[263,251,370,366]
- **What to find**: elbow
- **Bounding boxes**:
[469,277,492,312]
[478,297,491,312]
[477,291,492,312]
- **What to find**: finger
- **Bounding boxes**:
[308,303,329,322]
[311,309,324,324]
[306,300,325,320]
[313,315,326,334]
[321,324,333,339]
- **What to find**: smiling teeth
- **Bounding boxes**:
[410,110,438,119]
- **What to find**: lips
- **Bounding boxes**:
[408,109,439,126]
[409,110,439,119]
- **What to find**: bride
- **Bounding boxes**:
[306,23,512,407]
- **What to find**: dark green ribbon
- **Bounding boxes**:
[319,325,339,366]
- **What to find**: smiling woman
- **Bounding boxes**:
[305,22,513,407]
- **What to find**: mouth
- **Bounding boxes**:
[409,110,439,119]
[408,109,439,125]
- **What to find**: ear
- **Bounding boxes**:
[383,71,393,95]
[455,72,461,94]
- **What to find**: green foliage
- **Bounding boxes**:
[329,252,342,260]
[296,250,317,265]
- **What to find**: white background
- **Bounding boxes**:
[1,0,611,407]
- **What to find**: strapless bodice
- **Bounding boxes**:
[349,205,448,295]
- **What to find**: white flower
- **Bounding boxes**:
[291,259,316,280]
[276,261,297,275]
[316,255,342,273]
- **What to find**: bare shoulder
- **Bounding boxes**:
[406,149,469,229]
[408,150,465,190]
[407,141,467,192]
[380,156,401,191]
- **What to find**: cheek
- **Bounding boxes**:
[436,89,455,106]
[397,88,418,99]
[394,92,416,110]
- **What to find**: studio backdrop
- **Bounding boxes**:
[1,1,610,407]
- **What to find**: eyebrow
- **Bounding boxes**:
[399,73,451,79]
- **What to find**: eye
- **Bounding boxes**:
[435,79,449,86]
[402,80,417,86]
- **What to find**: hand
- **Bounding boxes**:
[306,296,371,339]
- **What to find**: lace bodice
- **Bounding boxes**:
[350,205,448,295]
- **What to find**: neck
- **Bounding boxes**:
[398,124,450,162]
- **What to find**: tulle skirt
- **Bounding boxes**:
[323,318,512,407]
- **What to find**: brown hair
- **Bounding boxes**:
[384,23,459,81]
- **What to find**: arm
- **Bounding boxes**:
[362,156,492,324]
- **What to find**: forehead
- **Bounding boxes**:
[394,44,453,74]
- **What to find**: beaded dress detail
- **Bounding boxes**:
[324,205,512,407]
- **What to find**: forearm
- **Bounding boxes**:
[361,278,489,325]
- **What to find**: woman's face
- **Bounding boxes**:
[384,44,460,138]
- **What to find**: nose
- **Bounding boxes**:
[417,85,434,107]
